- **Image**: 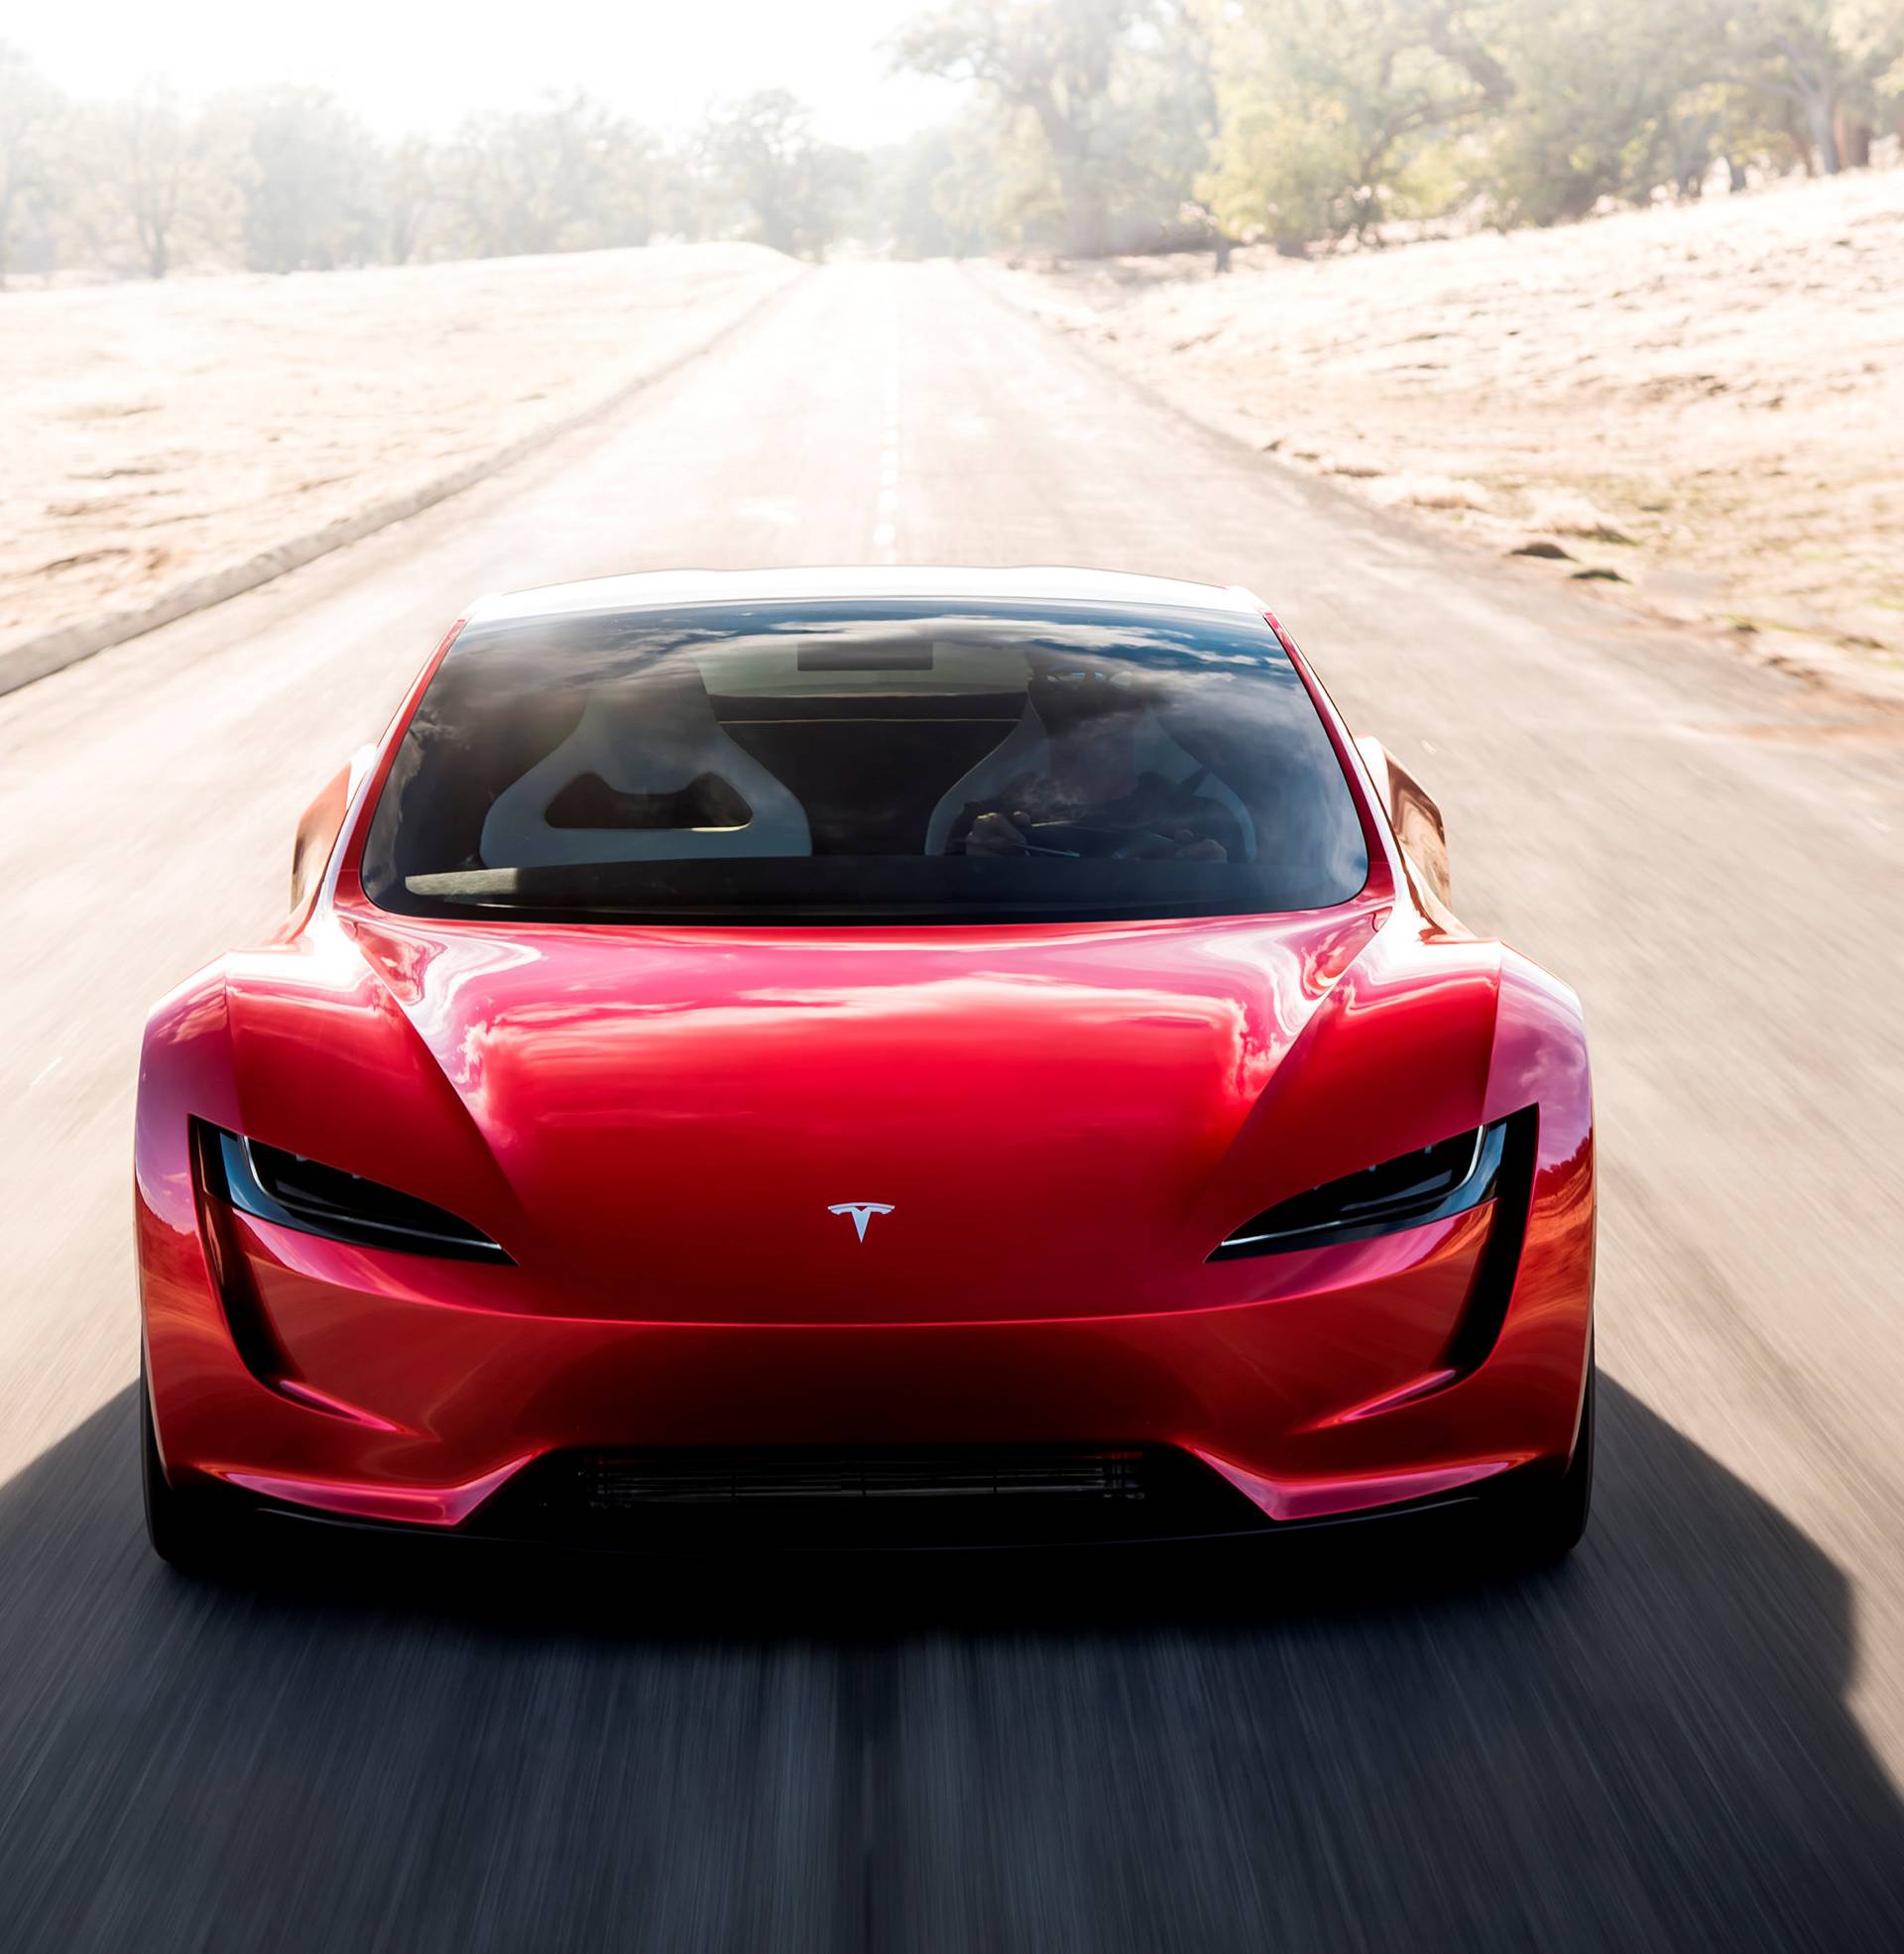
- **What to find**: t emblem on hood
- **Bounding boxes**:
[827,1202,894,1243]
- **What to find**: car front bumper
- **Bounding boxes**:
[140,1144,1594,1547]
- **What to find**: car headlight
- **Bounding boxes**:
[198,1122,512,1264]
[1211,1116,1512,1260]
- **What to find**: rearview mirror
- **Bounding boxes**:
[290,744,378,913]
[1355,736,1451,910]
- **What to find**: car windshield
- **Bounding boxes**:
[360,599,1369,924]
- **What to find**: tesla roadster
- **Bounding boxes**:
[136,568,1594,1572]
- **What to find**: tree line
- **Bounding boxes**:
[0,60,862,287]
[3,2,1901,288]
[889,0,1904,259]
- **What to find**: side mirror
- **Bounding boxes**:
[1355,735,1451,910]
[290,744,378,913]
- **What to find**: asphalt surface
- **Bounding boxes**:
[5,261,1904,1953]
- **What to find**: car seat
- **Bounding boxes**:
[921,700,1256,858]
[479,670,811,867]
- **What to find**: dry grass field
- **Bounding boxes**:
[999,167,1904,689]
[0,243,799,653]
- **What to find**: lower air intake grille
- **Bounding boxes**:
[586,1445,1148,1509]
[475,1443,1268,1548]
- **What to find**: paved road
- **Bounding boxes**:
[5,261,1904,1953]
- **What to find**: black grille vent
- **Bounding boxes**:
[471,1443,1270,1549]
[587,1446,1147,1509]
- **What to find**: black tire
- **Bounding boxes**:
[1499,1344,1596,1569]
[141,1352,241,1576]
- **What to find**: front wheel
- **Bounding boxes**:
[1499,1345,1596,1568]
[141,1352,243,1576]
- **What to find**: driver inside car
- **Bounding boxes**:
[947,660,1245,862]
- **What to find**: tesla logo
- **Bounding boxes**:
[827,1201,893,1243]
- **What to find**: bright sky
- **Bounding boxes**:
[12,0,963,146]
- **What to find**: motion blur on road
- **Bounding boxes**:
[6,4,1904,1951]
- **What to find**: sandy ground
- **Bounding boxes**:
[0,243,798,649]
[997,168,1904,687]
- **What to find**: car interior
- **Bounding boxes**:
[474,649,1261,868]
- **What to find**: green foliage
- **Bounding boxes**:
[380,138,437,267]
[67,87,244,279]
[870,117,1015,258]
[699,90,865,260]
[1743,0,1904,171]
[0,41,63,285]
[1201,91,1365,243]
[1199,0,1483,244]
[1192,0,1903,246]
[6,3,1903,289]
[893,0,1214,256]
[214,86,380,273]
[0,49,862,285]
[439,94,661,260]
[1479,0,1682,221]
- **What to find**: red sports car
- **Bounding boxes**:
[136,568,1594,1571]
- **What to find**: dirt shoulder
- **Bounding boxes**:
[1,243,799,659]
[990,169,1904,693]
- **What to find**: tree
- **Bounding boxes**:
[646,141,725,242]
[893,0,1201,258]
[1392,0,1777,225]
[1199,0,1487,247]
[699,90,863,259]
[0,43,61,288]
[73,86,239,278]
[1192,0,1824,240]
[381,136,438,265]
[1476,0,1728,221]
[216,86,379,273]
[440,93,658,258]
[873,116,1015,257]
[1745,0,1904,172]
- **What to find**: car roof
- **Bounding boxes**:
[465,566,1265,626]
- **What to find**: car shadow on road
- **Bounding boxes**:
[4,1377,1903,1953]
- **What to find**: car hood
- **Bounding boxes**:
[223,902,1498,1323]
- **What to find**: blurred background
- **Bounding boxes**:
[4,3,1904,1951]
[4,0,1900,673]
